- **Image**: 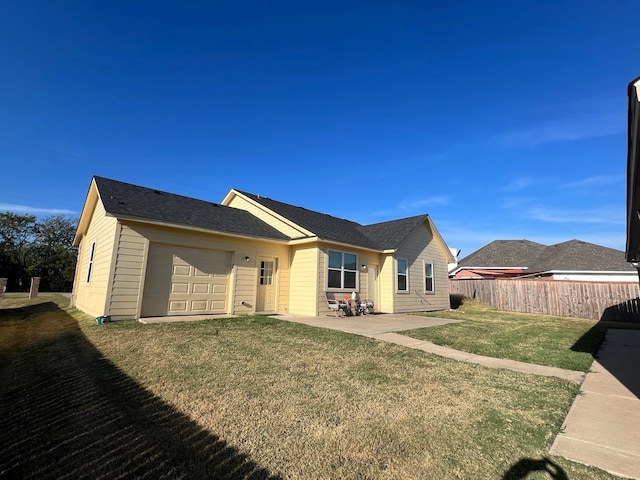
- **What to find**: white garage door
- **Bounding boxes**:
[142,244,231,317]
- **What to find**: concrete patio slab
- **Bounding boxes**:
[270,312,463,336]
[550,329,640,479]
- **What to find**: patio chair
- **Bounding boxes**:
[326,292,348,317]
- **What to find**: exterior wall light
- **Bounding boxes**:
[245,256,250,262]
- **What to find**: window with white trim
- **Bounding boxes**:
[397,258,408,292]
[86,241,96,283]
[425,262,434,293]
[327,250,358,289]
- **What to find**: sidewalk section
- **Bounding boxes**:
[550,329,640,479]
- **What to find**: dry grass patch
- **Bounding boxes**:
[1,295,622,479]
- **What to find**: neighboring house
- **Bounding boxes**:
[449,240,546,279]
[72,176,454,320]
[626,75,640,270]
[450,239,637,282]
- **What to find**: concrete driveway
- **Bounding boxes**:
[269,312,462,335]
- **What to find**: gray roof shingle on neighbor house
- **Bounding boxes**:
[457,240,547,268]
[236,190,431,250]
[93,177,290,241]
[527,239,636,273]
[458,238,636,273]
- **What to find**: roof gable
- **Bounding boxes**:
[230,190,389,250]
[85,177,289,241]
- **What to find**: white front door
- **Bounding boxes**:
[256,258,276,312]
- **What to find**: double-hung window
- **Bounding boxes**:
[397,258,408,292]
[86,241,96,283]
[328,250,357,289]
[425,262,434,293]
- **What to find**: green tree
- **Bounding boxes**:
[0,213,37,291]
[0,213,78,292]
[31,216,78,292]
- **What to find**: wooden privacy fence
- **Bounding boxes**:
[449,279,640,322]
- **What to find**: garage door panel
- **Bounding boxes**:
[211,300,226,310]
[169,300,188,312]
[191,300,208,311]
[172,283,189,293]
[142,244,230,317]
[173,265,191,276]
[192,283,210,294]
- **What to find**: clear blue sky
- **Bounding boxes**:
[1,1,639,259]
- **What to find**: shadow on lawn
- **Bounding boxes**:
[0,303,282,480]
[502,457,568,479]
[570,304,640,399]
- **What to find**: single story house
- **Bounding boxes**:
[450,239,637,282]
[72,176,455,320]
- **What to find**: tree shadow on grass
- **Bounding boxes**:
[0,303,282,479]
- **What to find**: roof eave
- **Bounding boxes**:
[73,177,99,246]
[113,214,290,244]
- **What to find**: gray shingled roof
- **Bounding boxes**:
[94,177,290,241]
[457,240,546,268]
[527,240,636,272]
[360,215,430,250]
[236,190,430,250]
[457,239,635,272]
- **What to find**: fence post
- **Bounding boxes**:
[29,277,41,299]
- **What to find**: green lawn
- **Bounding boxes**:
[409,300,640,372]
[0,294,623,479]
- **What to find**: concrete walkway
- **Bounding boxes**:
[550,329,640,479]
[372,331,585,383]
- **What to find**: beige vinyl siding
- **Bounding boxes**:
[113,221,289,318]
[226,194,309,238]
[107,224,147,319]
[393,222,450,313]
[289,245,319,316]
[74,199,118,317]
